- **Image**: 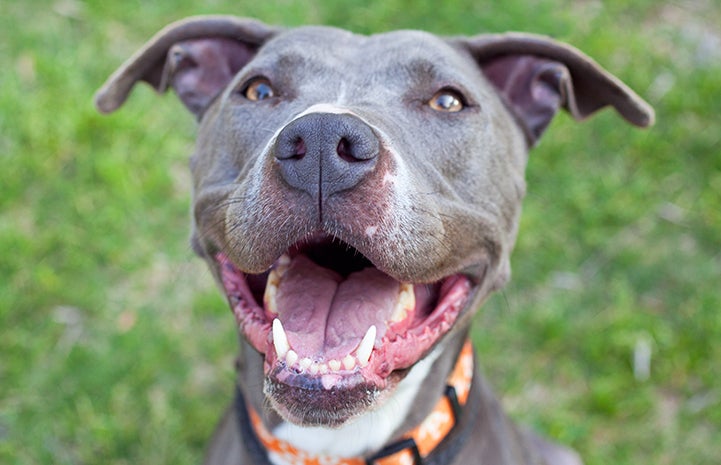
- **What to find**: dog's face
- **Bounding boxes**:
[96,16,653,428]
[192,27,525,426]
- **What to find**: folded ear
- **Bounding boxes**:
[94,15,279,116]
[454,33,655,146]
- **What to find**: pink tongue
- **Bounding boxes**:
[275,255,400,359]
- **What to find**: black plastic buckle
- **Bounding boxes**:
[365,385,461,465]
[365,437,423,465]
[444,384,461,423]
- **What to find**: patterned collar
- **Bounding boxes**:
[240,340,475,465]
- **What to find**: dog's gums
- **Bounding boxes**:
[216,243,471,392]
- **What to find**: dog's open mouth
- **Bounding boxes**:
[216,236,471,396]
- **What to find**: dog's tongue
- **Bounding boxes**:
[275,255,400,359]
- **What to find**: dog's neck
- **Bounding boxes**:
[241,340,475,465]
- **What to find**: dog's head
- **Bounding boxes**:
[96,16,653,427]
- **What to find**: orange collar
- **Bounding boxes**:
[247,340,475,465]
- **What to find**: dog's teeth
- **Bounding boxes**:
[286,349,298,367]
[342,354,356,370]
[263,257,291,314]
[299,358,313,371]
[356,325,376,367]
[309,362,320,376]
[328,359,341,372]
[272,319,290,358]
[264,284,278,314]
[277,254,291,267]
[319,363,329,375]
[390,283,415,323]
[264,272,280,314]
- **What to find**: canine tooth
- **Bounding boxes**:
[390,283,415,323]
[264,270,280,314]
[343,354,356,370]
[319,363,329,375]
[286,349,298,367]
[356,325,376,367]
[277,254,291,267]
[264,284,278,314]
[272,319,290,358]
[299,358,313,371]
[263,258,290,313]
[328,359,341,372]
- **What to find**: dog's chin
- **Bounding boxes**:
[263,373,398,427]
[214,235,474,427]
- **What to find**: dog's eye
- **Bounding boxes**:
[428,89,464,112]
[243,78,275,101]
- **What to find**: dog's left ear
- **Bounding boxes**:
[95,15,280,116]
[454,33,655,146]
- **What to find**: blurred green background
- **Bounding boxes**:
[1,0,720,464]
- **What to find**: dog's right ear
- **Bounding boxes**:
[94,15,279,116]
[453,33,654,147]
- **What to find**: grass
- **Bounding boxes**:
[1,0,719,464]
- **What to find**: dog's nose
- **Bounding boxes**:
[274,113,379,200]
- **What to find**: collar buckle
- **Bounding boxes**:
[444,384,461,422]
[365,437,423,465]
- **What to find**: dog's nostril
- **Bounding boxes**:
[293,137,306,159]
[336,137,376,163]
[336,138,354,163]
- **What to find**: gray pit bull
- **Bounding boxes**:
[95,16,654,465]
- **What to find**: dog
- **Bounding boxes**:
[95,16,654,465]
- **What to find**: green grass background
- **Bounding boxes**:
[2,0,720,463]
